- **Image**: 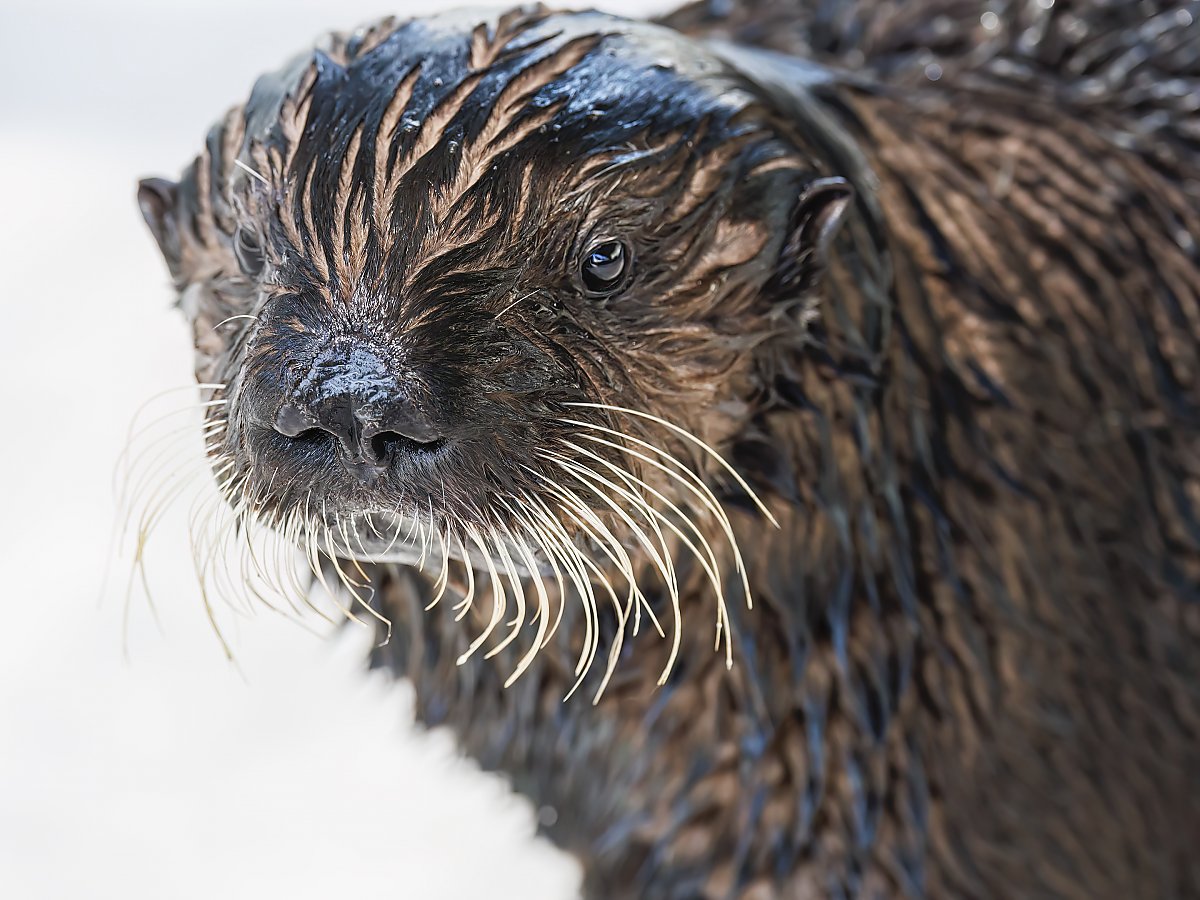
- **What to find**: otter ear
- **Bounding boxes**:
[771,176,853,296]
[796,177,853,257]
[137,177,183,278]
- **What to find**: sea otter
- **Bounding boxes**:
[136,1,1200,896]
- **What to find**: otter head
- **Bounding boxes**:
[137,7,851,693]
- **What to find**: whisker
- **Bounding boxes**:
[233,158,270,185]
[457,525,508,663]
[427,520,453,610]
[540,452,674,635]
[559,437,736,675]
[481,523,529,661]
[212,314,259,331]
[450,530,477,618]
[565,402,779,527]
[562,419,754,609]
[525,464,644,623]
[494,289,538,320]
[504,517,554,687]
[523,493,598,675]
[526,474,638,700]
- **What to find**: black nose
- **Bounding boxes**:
[272,344,445,476]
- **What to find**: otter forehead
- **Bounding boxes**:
[145,7,837,331]
[207,9,794,303]
[242,8,753,167]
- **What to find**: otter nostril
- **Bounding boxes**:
[291,427,332,448]
[370,431,446,461]
[271,380,446,469]
[274,403,313,438]
[368,432,393,465]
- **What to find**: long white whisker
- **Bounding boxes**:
[522,493,598,677]
[565,402,779,527]
[524,464,644,626]
[451,530,477,618]
[427,520,453,610]
[558,437,736,675]
[563,419,755,610]
[481,523,529,661]
[457,526,507,663]
[540,452,674,635]
[503,514,554,687]
[526,474,637,701]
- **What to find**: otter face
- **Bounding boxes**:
[137,7,848,691]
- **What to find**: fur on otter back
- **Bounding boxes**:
[137,1,1200,897]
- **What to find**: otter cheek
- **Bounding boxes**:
[182,292,227,383]
[193,317,224,363]
[697,221,769,272]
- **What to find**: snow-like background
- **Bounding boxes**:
[0,2,673,896]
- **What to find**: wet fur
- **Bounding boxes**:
[139,2,1200,897]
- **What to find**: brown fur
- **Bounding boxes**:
[138,3,1200,897]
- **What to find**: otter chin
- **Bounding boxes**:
[137,3,1200,898]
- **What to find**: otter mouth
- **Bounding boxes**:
[165,392,780,698]
[318,508,556,578]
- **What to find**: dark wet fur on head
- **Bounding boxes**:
[143,8,832,542]
[138,2,1200,898]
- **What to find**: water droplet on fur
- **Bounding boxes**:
[924,62,943,82]
[980,11,1000,31]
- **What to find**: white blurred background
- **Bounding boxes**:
[0,1,674,897]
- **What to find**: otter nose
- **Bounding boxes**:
[272,345,445,476]
[274,396,443,466]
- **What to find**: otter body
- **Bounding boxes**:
[139,2,1200,897]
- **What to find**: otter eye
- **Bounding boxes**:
[234,225,265,278]
[580,240,630,296]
